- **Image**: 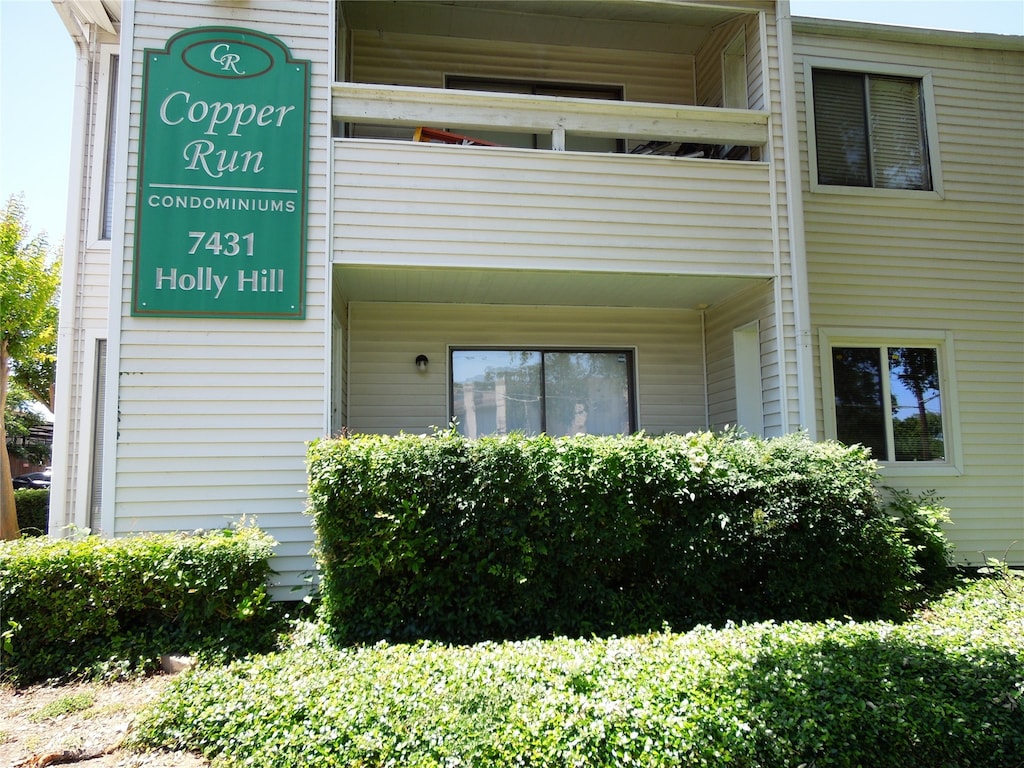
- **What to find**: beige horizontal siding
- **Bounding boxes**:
[350,28,693,106]
[346,303,707,437]
[335,140,774,276]
[109,0,334,592]
[705,281,777,433]
[794,29,1024,563]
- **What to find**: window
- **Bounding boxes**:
[88,49,119,242]
[89,340,107,532]
[829,345,945,463]
[451,349,635,438]
[811,68,931,191]
[100,55,119,239]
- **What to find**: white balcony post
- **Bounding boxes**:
[552,125,566,151]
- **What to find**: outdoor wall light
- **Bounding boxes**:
[415,354,429,372]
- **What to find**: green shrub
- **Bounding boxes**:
[308,430,923,644]
[0,524,276,685]
[130,576,1024,768]
[14,488,48,536]
[884,486,955,591]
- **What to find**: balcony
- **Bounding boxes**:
[331,0,778,308]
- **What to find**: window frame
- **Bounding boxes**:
[448,346,638,438]
[87,46,121,246]
[819,329,961,475]
[804,58,943,199]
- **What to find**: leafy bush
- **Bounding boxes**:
[0,525,277,685]
[884,486,955,590]
[14,488,48,536]
[308,430,921,643]
[130,576,1024,767]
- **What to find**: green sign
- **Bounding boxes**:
[133,27,309,318]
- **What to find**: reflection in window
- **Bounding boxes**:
[832,346,943,462]
[452,349,634,438]
[812,69,931,191]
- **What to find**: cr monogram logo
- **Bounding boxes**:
[210,43,245,75]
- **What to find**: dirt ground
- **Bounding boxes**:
[0,675,209,768]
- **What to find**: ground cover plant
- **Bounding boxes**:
[130,574,1024,767]
[0,525,278,685]
[308,430,948,644]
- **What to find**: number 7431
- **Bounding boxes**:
[188,231,255,257]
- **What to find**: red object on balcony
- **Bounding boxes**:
[413,126,501,146]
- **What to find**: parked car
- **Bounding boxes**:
[12,469,51,490]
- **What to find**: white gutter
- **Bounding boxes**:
[792,16,1023,51]
[48,3,92,535]
[760,9,789,435]
[775,1,818,437]
[324,0,337,438]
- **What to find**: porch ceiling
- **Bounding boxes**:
[435,1,750,27]
[332,265,768,310]
[340,0,761,55]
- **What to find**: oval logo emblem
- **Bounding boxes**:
[182,39,273,79]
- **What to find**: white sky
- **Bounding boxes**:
[1,0,1022,243]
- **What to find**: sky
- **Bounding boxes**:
[1,0,1022,244]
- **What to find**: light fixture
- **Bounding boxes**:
[415,354,429,372]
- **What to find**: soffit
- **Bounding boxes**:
[54,0,120,35]
[333,265,768,311]
[438,1,756,27]
[341,1,764,55]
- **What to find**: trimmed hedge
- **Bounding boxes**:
[14,488,49,536]
[308,430,935,644]
[0,525,276,685]
[130,576,1024,768]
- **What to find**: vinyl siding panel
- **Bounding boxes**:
[111,0,333,593]
[695,16,763,110]
[346,303,706,436]
[335,141,774,277]
[794,29,1024,563]
[705,281,777,432]
[349,29,694,107]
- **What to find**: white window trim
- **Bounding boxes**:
[818,328,962,476]
[86,45,120,248]
[72,332,109,531]
[803,58,944,200]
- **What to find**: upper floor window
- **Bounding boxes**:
[811,69,932,191]
[451,349,635,439]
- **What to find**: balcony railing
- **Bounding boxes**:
[332,82,769,153]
